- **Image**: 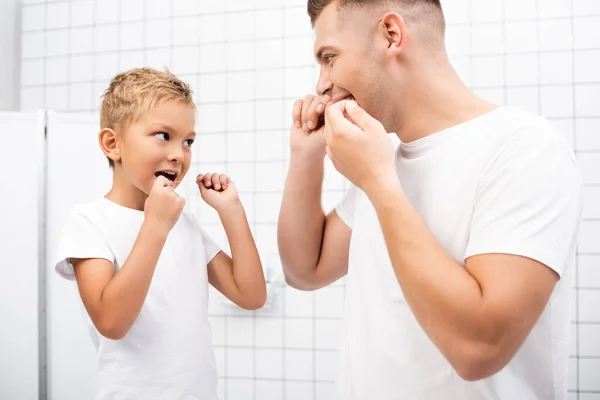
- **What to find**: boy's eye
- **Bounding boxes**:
[185,139,194,147]
[154,132,169,140]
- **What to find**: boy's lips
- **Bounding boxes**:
[155,170,179,181]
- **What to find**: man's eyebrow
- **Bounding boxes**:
[315,45,336,61]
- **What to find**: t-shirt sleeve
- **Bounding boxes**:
[335,184,361,229]
[199,228,221,264]
[464,126,583,277]
[55,208,115,281]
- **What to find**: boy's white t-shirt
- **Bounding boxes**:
[334,106,582,400]
[55,198,221,400]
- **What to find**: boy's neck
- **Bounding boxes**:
[105,172,148,211]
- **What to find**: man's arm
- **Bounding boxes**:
[207,201,266,310]
[277,154,352,291]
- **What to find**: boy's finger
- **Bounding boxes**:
[204,173,212,187]
[211,173,221,190]
[219,174,228,190]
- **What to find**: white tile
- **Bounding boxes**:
[505,21,539,53]
[68,83,93,111]
[540,52,573,85]
[199,44,227,73]
[550,119,574,149]
[471,0,503,22]
[576,119,600,151]
[284,319,313,349]
[568,357,577,391]
[226,132,255,162]
[45,57,69,84]
[45,85,69,111]
[285,350,313,380]
[540,20,573,51]
[95,0,119,24]
[93,52,119,81]
[70,0,93,27]
[579,289,600,322]
[505,54,538,86]
[574,0,600,15]
[144,48,171,71]
[227,378,254,398]
[226,0,255,12]
[213,346,225,376]
[579,324,600,356]
[575,50,600,83]
[256,69,284,99]
[45,2,69,29]
[216,379,225,400]
[120,22,144,50]
[284,287,314,317]
[21,31,45,58]
[570,322,578,357]
[256,39,284,69]
[473,88,505,106]
[315,350,338,381]
[315,287,345,318]
[225,162,256,193]
[451,57,471,86]
[315,319,342,350]
[199,14,226,44]
[256,9,284,39]
[209,316,225,345]
[198,73,227,103]
[228,11,255,42]
[579,358,600,391]
[255,161,285,192]
[540,0,572,18]
[471,56,505,87]
[227,42,255,71]
[92,82,107,110]
[256,380,283,400]
[226,348,254,378]
[316,382,337,400]
[256,100,285,131]
[442,0,470,24]
[146,0,172,19]
[256,131,284,161]
[172,46,199,75]
[286,382,314,400]
[120,0,144,22]
[226,316,254,346]
[227,102,255,131]
[198,104,225,133]
[198,0,225,13]
[45,30,69,57]
[579,220,600,253]
[580,394,600,400]
[255,317,283,347]
[70,27,93,55]
[119,50,145,71]
[197,133,226,163]
[20,87,44,111]
[22,4,45,31]
[540,86,573,118]
[227,71,255,101]
[284,67,315,98]
[471,23,504,56]
[255,349,283,379]
[578,153,600,185]
[285,36,314,67]
[505,0,537,20]
[445,25,471,57]
[506,87,539,115]
[173,16,200,46]
[285,6,312,36]
[256,193,282,223]
[94,25,119,52]
[145,19,172,48]
[255,224,279,255]
[70,55,95,82]
[576,84,600,117]
[173,0,201,16]
[574,17,600,50]
[578,255,600,288]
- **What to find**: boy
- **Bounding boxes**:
[55,68,266,400]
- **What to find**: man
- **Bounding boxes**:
[277,1,582,399]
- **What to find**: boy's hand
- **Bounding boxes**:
[197,173,240,211]
[290,94,331,160]
[144,175,186,232]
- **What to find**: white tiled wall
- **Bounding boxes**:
[20,0,600,399]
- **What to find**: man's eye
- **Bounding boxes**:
[324,55,334,64]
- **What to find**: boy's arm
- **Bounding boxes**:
[207,201,267,310]
[73,220,169,340]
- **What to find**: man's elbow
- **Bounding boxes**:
[452,341,513,382]
[96,318,130,341]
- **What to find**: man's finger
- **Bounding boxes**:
[344,101,380,132]
[324,101,350,131]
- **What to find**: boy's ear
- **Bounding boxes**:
[98,128,121,163]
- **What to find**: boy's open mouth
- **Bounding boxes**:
[155,170,178,182]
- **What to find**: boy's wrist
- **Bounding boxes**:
[140,218,171,241]
[215,199,243,215]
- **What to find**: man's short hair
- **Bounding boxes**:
[307,0,443,27]
[100,67,195,167]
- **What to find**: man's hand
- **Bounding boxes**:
[290,94,332,159]
[324,100,398,194]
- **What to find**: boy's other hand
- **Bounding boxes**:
[144,175,186,232]
[290,94,331,160]
[197,173,240,212]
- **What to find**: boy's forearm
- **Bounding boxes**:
[100,221,168,337]
[217,202,266,303]
[277,155,326,279]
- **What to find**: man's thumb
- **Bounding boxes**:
[344,101,377,131]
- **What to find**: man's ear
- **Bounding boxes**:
[380,12,406,57]
[98,128,121,163]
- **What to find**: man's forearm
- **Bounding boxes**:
[278,154,326,280]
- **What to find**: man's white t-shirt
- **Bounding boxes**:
[334,106,582,400]
[55,198,221,400]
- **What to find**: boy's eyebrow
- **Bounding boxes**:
[150,123,196,136]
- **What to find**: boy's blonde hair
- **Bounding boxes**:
[100,67,195,167]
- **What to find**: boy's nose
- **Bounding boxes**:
[167,145,184,162]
